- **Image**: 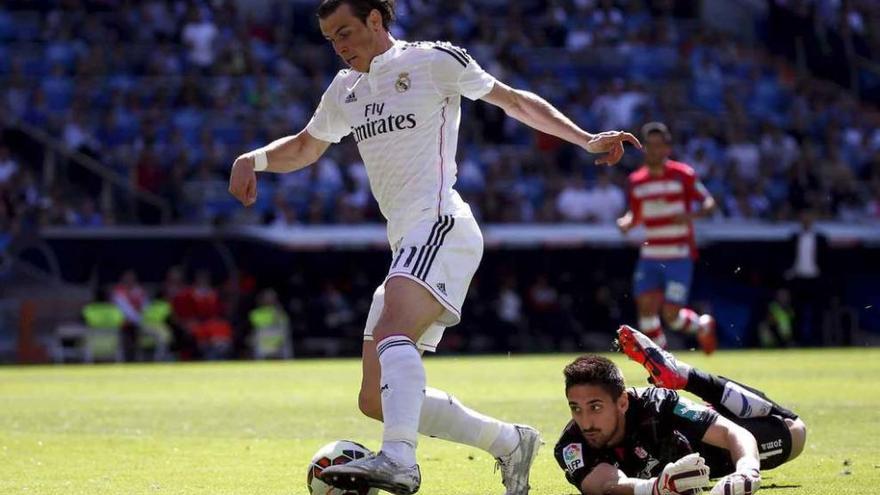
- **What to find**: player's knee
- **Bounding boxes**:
[372,302,417,342]
[357,388,383,421]
[786,417,807,461]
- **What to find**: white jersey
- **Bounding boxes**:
[305,39,496,242]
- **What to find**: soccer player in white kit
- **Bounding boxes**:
[228,1,640,494]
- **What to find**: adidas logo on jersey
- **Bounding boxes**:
[345,92,357,103]
[436,282,446,295]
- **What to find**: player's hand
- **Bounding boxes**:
[653,453,711,495]
[584,131,642,166]
[709,468,761,495]
[229,154,258,207]
[617,215,634,234]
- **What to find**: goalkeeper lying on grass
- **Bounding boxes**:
[554,326,806,495]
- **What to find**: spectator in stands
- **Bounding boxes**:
[0,196,17,253]
[190,269,232,359]
[495,274,525,349]
[316,281,355,338]
[758,288,795,348]
[726,127,762,183]
[249,288,290,358]
[0,145,19,188]
[785,209,828,345]
[269,193,299,228]
[759,122,800,175]
[70,197,104,227]
[587,170,625,224]
[527,274,566,350]
[160,265,200,360]
[0,1,877,226]
[181,7,219,70]
[111,269,147,362]
[557,175,594,222]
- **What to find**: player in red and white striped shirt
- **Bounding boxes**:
[617,122,718,354]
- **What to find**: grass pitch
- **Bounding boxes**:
[1,348,878,494]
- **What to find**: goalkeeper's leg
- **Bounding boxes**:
[618,325,806,463]
[684,368,797,420]
[685,369,806,463]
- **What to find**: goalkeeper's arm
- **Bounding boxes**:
[701,415,762,495]
[578,454,710,495]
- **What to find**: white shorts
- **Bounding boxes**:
[363,215,483,352]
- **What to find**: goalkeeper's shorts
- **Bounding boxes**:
[700,414,793,477]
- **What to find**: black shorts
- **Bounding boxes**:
[700,414,793,477]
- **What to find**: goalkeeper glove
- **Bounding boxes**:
[637,453,711,495]
[710,468,761,495]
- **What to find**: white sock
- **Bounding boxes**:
[377,335,425,467]
[419,387,520,458]
[720,381,774,418]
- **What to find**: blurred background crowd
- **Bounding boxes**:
[1,0,879,236]
[0,0,878,361]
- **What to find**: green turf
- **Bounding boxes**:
[1,349,878,494]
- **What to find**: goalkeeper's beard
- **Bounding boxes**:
[583,413,623,449]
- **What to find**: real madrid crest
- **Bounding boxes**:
[395,72,411,93]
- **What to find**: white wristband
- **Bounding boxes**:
[633,478,656,495]
[253,149,269,172]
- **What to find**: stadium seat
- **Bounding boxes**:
[141,300,173,361]
[52,302,125,363]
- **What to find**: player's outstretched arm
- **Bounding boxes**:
[228,130,331,207]
[578,455,710,495]
[701,415,762,495]
[578,463,628,495]
[481,81,641,166]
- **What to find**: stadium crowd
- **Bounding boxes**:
[1,1,876,360]
[0,0,879,237]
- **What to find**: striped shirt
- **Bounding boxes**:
[627,160,711,259]
[305,39,496,243]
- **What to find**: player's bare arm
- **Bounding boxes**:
[579,462,660,495]
[579,454,711,495]
[701,414,763,494]
[228,131,331,206]
[578,462,629,495]
[676,195,717,224]
[481,81,641,166]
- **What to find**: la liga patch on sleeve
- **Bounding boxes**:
[563,443,585,472]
